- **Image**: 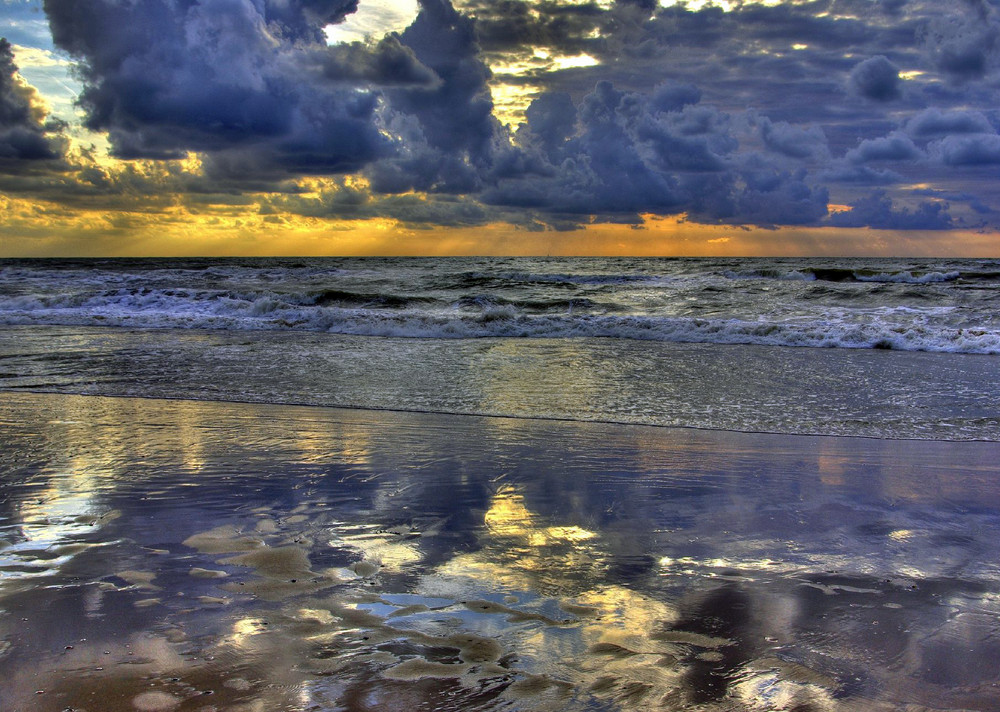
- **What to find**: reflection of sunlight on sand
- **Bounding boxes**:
[575,585,677,644]
[15,400,136,550]
[340,529,423,571]
[484,486,596,545]
[734,665,839,711]
[434,485,607,598]
[2,430,121,593]
[228,616,270,648]
[16,483,110,549]
[296,421,374,466]
[404,483,851,709]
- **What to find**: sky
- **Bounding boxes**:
[2,0,1000,256]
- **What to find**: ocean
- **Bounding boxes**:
[1,257,1000,711]
[0,256,998,440]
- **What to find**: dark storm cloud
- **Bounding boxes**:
[922,0,1000,78]
[523,91,577,149]
[735,160,829,226]
[392,0,496,160]
[261,177,501,227]
[459,0,603,55]
[929,132,1000,165]
[650,81,701,113]
[479,80,834,228]
[849,55,901,101]
[462,0,927,157]
[757,117,830,162]
[639,102,737,172]
[905,108,995,138]
[819,164,903,186]
[42,0,386,170]
[0,37,65,165]
[483,82,688,219]
[831,189,953,230]
[317,35,440,87]
[845,132,923,164]
[264,0,359,40]
[369,0,501,192]
[9,0,1000,233]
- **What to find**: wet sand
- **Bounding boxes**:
[2,391,1000,711]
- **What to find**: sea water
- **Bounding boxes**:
[1,257,999,352]
[0,256,998,440]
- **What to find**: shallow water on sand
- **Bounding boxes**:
[2,326,999,440]
[2,392,1000,711]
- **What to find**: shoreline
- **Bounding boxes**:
[5,385,1000,444]
[2,325,998,442]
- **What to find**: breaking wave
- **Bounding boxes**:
[0,286,997,353]
[2,256,999,354]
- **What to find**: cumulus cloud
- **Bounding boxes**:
[831,190,953,230]
[374,0,500,184]
[639,103,737,172]
[735,161,829,226]
[0,38,65,164]
[523,91,577,151]
[480,79,836,228]
[922,1,1000,78]
[649,81,702,114]
[905,107,994,139]
[261,178,499,227]
[819,164,903,185]
[845,132,923,164]
[758,117,830,162]
[42,0,386,171]
[929,133,1000,165]
[317,35,440,88]
[483,81,686,218]
[849,55,901,101]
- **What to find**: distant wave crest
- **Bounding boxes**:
[722,266,991,284]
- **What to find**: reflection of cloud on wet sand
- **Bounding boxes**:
[77,492,840,711]
[3,393,1000,711]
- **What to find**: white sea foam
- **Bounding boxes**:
[1,293,998,353]
[854,270,961,284]
[1,257,998,354]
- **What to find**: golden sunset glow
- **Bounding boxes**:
[3,193,997,257]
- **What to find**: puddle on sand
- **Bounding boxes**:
[2,392,1000,711]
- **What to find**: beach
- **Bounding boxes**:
[7,0,1000,705]
[2,390,1000,711]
